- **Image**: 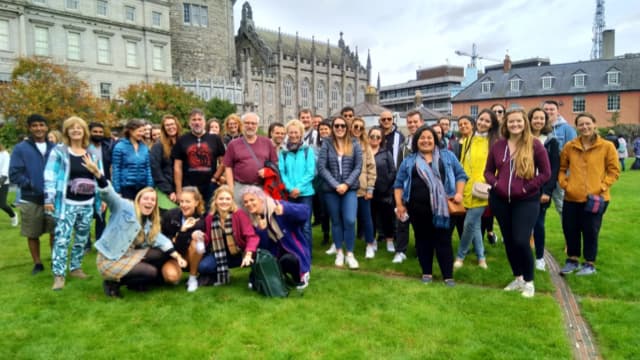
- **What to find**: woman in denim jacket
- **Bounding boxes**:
[393,126,467,286]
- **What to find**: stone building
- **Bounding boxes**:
[0,0,173,99]
[235,2,370,128]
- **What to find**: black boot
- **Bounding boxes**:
[103,280,122,298]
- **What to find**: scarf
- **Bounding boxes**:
[286,141,302,153]
[210,212,234,285]
[415,148,450,229]
[250,197,284,242]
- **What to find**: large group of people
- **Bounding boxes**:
[4,100,622,298]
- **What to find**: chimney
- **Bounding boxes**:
[603,29,615,59]
[503,54,512,73]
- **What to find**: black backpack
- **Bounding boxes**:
[251,249,289,298]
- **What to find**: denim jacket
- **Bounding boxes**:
[95,182,174,261]
[393,149,468,203]
[44,144,103,220]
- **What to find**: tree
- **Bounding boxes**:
[116,82,205,125]
[204,97,237,122]
[0,57,115,133]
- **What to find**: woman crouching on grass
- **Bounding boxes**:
[81,155,187,298]
[160,187,207,292]
[191,185,259,287]
[242,186,311,289]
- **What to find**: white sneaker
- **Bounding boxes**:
[296,272,310,290]
[453,258,464,269]
[335,252,344,267]
[345,254,359,269]
[10,213,19,227]
[365,245,375,259]
[522,282,535,298]
[392,252,407,263]
[504,278,525,291]
[386,241,395,253]
[535,258,546,271]
[186,276,198,292]
[326,244,337,255]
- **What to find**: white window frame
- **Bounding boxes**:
[572,96,585,113]
[607,93,620,112]
[66,31,81,60]
[573,74,586,88]
[124,5,136,22]
[607,71,620,86]
[152,45,163,71]
[183,3,208,27]
[33,26,49,56]
[541,76,554,90]
[481,81,493,93]
[0,19,9,51]
[152,11,162,27]
[96,36,111,64]
[509,78,522,92]
[100,82,112,100]
[96,0,108,16]
[125,40,137,68]
[470,105,478,119]
[66,0,79,10]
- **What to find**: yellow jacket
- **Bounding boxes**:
[461,135,489,208]
[357,143,377,197]
[559,135,620,202]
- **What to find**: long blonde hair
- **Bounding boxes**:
[331,116,353,156]
[180,186,205,216]
[160,114,182,158]
[133,187,161,246]
[62,116,90,148]
[209,185,238,221]
[502,109,535,179]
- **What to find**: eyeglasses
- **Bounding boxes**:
[369,135,381,140]
[244,121,258,126]
[380,117,393,122]
[494,110,504,114]
[333,124,347,129]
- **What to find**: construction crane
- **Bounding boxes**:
[591,0,605,59]
[455,43,500,68]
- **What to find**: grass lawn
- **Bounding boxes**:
[0,166,637,359]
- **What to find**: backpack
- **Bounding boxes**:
[251,249,289,297]
[263,160,288,200]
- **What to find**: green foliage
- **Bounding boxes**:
[116,82,205,125]
[0,57,115,132]
[204,97,237,122]
[0,122,21,148]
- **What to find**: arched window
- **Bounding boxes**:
[253,83,260,105]
[301,78,310,108]
[330,82,340,110]
[267,84,274,105]
[283,77,293,106]
[316,81,325,109]
[345,84,354,105]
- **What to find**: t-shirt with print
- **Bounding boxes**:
[171,133,225,187]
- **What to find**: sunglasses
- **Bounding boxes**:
[369,135,381,140]
[343,114,354,118]
[494,110,504,114]
[380,117,393,122]
[352,124,363,130]
[333,124,347,129]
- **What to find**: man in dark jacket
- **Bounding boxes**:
[87,122,113,251]
[9,114,56,275]
[379,110,405,169]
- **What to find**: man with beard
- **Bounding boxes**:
[86,122,113,252]
[9,114,56,275]
[172,108,225,205]
[299,109,318,149]
[223,112,277,204]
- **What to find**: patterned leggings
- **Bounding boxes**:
[52,203,93,276]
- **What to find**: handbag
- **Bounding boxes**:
[584,194,606,215]
[472,182,491,200]
[447,198,466,216]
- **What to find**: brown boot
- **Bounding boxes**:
[52,276,65,291]
[69,269,89,279]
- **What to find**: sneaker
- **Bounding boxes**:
[487,232,497,245]
[421,275,432,284]
[521,282,535,298]
[345,254,359,269]
[576,263,597,276]
[365,245,375,259]
[10,213,19,227]
[186,276,199,292]
[372,241,378,252]
[453,258,464,269]
[31,263,44,275]
[560,260,580,275]
[504,278,525,291]
[296,272,310,290]
[535,258,546,271]
[478,259,488,269]
[325,244,337,255]
[386,241,395,253]
[69,269,89,279]
[52,276,65,291]
[392,252,407,264]
[444,279,456,287]
[335,252,344,267]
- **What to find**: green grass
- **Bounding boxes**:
[1,167,638,359]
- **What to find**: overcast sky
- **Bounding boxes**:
[233,0,639,86]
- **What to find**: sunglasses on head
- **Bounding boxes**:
[333,123,347,129]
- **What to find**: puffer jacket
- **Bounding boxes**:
[111,138,153,193]
[559,135,619,202]
[317,138,363,192]
[356,143,376,197]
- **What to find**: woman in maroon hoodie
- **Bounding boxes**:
[484,109,551,298]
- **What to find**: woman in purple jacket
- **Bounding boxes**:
[484,109,551,298]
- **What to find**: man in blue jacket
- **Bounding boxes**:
[9,114,56,275]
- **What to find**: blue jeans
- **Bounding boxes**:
[324,190,357,252]
[357,197,375,244]
[456,206,486,260]
[198,252,242,274]
[290,195,314,257]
